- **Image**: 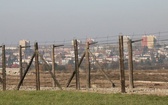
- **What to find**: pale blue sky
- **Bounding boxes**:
[0,0,168,44]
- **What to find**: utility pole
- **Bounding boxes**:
[119,36,126,93]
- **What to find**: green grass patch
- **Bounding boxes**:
[0,90,168,105]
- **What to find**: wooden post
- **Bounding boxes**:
[66,52,85,87]
[128,39,134,89]
[52,45,56,87]
[2,45,6,91]
[38,53,62,90]
[88,50,115,87]
[86,42,91,89]
[119,36,126,93]
[74,40,80,89]
[51,44,63,87]
[34,42,40,90]
[19,45,23,86]
[17,53,35,90]
[19,45,30,86]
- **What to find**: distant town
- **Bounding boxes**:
[1,35,168,70]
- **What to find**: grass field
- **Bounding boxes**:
[0,90,168,105]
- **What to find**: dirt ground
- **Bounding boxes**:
[1,69,168,95]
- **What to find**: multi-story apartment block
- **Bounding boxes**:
[19,40,30,46]
[142,35,156,49]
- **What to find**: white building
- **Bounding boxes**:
[19,40,30,51]
[123,36,130,50]
[19,40,30,47]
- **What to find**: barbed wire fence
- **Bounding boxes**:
[0,31,168,93]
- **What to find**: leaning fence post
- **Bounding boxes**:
[66,52,85,87]
[19,45,23,86]
[17,53,35,90]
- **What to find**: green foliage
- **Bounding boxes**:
[0,91,168,105]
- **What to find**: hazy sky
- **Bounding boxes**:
[0,0,168,45]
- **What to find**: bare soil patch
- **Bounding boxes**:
[1,69,168,95]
